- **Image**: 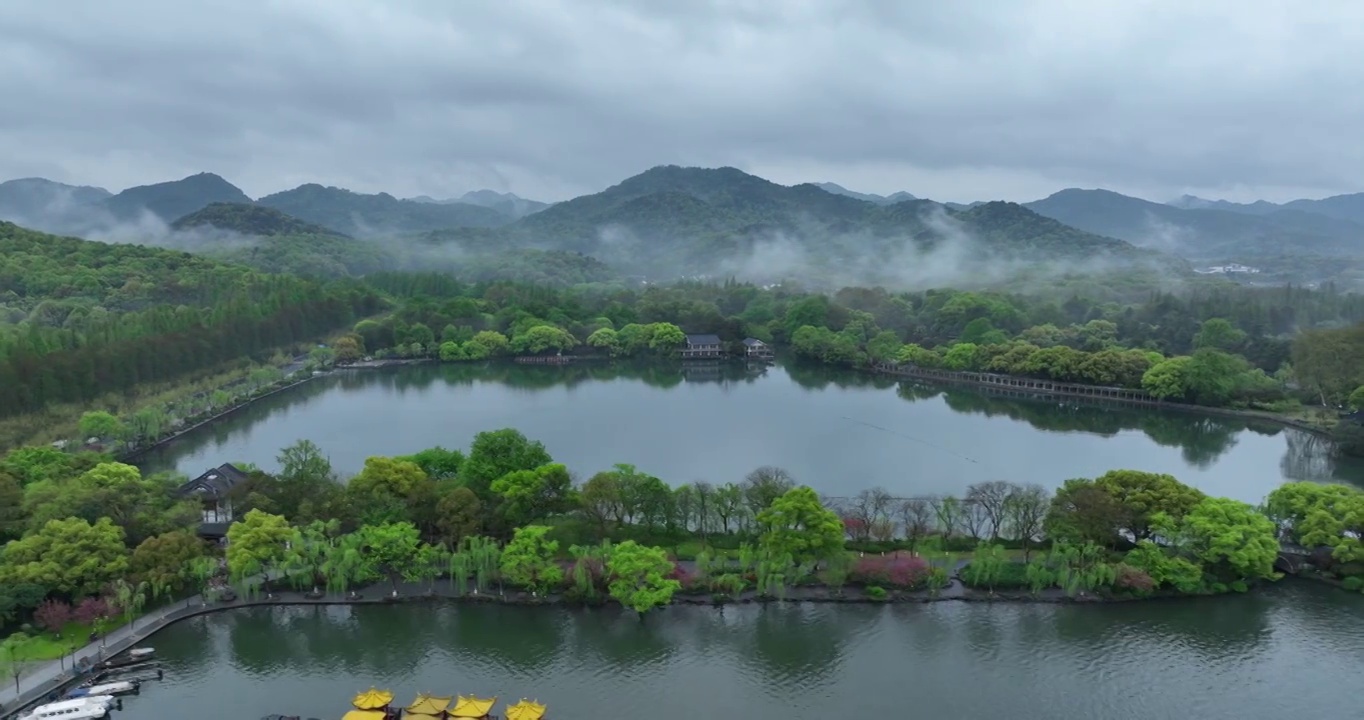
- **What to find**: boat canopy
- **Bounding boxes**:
[450,695,498,718]
[341,711,387,720]
[506,699,547,720]
[407,694,453,715]
[351,688,394,710]
[406,715,441,720]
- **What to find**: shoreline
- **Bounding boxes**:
[865,362,1336,438]
[0,570,1341,718]
[118,359,430,463]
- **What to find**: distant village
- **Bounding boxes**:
[1193,263,1261,275]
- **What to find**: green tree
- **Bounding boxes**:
[1093,469,1205,541]
[461,428,553,500]
[756,486,845,565]
[647,323,686,354]
[275,439,337,520]
[1043,478,1129,547]
[0,517,129,595]
[500,525,562,594]
[78,410,125,442]
[351,522,422,593]
[510,325,577,355]
[490,462,577,527]
[225,509,293,580]
[585,327,620,355]
[1164,496,1279,583]
[129,530,207,597]
[606,540,681,615]
[436,487,483,546]
[1193,318,1246,352]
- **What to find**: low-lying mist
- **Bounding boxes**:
[5,199,1187,299]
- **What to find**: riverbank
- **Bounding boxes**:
[119,359,432,463]
[2,550,1350,720]
[869,361,1340,437]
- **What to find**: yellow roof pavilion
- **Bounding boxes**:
[352,688,394,710]
[342,712,387,720]
[407,694,453,715]
[450,695,498,718]
[506,699,547,720]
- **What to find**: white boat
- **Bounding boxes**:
[67,680,139,697]
[20,695,116,720]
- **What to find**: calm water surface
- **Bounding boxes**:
[123,582,1363,720]
[138,361,1364,502]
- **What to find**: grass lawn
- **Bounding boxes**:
[0,619,130,677]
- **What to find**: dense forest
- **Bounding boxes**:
[0,223,384,417]
[5,219,1364,452]
[352,272,1364,410]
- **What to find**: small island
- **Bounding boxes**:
[3,426,1362,662]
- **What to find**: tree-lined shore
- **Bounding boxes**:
[5,426,1364,675]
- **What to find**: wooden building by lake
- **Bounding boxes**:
[742,337,774,360]
[680,333,724,358]
[175,462,250,538]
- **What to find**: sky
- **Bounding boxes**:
[2,0,1362,205]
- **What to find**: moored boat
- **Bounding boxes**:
[95,647,154,670]
[506,699,548,720]
[19,695,116,720]
[66,680,139,698]
[343,688,397,720]
[450,694,498,720]
[405,693,453,720]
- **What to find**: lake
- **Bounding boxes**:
[122,581,1364,720]
[137,360,1364,503]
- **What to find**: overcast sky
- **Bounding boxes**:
[2,0,1361,205]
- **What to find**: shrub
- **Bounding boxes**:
[72,597,113,625]
[668,562,697,591]
[1113,564,1155,595]
[1342,576,1364,592]
[849,553,930,588]
[865,585,888,601]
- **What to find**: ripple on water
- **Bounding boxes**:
[125,588,1364,720]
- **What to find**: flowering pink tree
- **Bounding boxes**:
[33,600,72,632]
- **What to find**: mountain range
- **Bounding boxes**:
[6,164,1364,287]
[0,174,534,238]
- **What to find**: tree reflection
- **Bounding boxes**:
[566,608,675,671]
[439,604,564,675]
[923,386,1246,465]
[734,604,848,688]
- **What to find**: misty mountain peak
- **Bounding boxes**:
[103,172,251,222]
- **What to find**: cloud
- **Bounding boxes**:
[1,0,1362,204]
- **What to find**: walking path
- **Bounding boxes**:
[0,596,203,718]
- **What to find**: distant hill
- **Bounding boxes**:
[103,172,252,223]
[257,184,512,236]
[1025,188,1364,260]
[1171,192,1364,226]
[170,202,348,237]
[0,178,113,235]
[416,165,1182,287]
[449,190,550,219]
[816,182,917,205]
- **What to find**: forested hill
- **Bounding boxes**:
[170,203,349,237]
[104,172,252,222]
[0,222,384,417]
[256,184,512,236]
[427,165,1185,282]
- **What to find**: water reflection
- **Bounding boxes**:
[137,587,1364,720]
[135,360,1360,495]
